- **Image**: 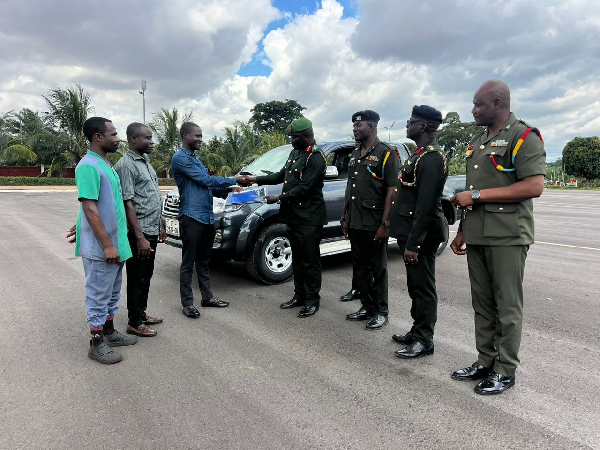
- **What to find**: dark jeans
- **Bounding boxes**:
[349,228,389,315]
[126,231,158,327]
[399,238,439,346]
[287,223,322,308]
[179,215,216,307]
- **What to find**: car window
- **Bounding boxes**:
[241,146,292,175]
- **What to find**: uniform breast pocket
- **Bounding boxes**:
[482,145,510,174]
[364,160,379,176]
[482,203,519,238]
[362,199,384,226]
[400,165,415,184]
[397,202,416,218]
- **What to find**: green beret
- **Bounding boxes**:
[287,117,312,134]
[352,110,380,123]
[411,105,443,125]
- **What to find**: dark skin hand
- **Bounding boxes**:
[404,248,419,264]
[373,186,396,245]
[450,231,467,256]
[66,225,76,244]
[264,195,278,204]
[81,199,121,264]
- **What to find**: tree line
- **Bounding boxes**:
[2,84,598,184]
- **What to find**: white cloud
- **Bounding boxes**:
[1,0,599,161]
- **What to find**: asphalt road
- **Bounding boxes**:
[0,190,598,450]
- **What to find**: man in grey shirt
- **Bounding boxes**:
[115,122,166,337]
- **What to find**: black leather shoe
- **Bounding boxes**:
[297,306,318,318]
[200,298,229,307]
[392,331,414,344]
[340,289,361,302]
[395,340,434,359]
[182,305,200,318]
[365,315,388,330]
[346,308,374,321]
[474,372,515,395]
[280,298,304,309]
[451,362,492,381]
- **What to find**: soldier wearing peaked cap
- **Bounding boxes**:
[243,118,327,318]
[450,80,546,395]
[390,105,448,359]
[342,110,399,330]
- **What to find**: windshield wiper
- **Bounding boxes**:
[239,171,255,176]
[260,169,274,175]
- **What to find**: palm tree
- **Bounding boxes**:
[0,143,38,165]
[41,84,95,176]
[148,107,193,177]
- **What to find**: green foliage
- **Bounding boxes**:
[0,144,38,165]
[436,112,483,175]
[562,136,600,188]
[148,107,193,177]
[41,84,94,175]
[249,99,306,135]
[0,176,76,186]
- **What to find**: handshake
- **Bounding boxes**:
[235,175,256,187]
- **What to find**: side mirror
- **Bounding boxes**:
[325,166,339,179]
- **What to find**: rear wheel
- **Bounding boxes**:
[246,224,294,284]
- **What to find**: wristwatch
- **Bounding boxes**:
[471,190,481,203]
[381,220,390,228]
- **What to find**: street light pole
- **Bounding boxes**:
[138,80,147,124]
[383,121,395,142]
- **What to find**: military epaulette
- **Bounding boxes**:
[311,144,323,153]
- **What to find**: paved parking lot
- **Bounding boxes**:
[1,189,598,449]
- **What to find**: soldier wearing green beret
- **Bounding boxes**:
[243,118,327,318]
[390,105,448,359]
[450,80,546,395]
[342,110,399,330]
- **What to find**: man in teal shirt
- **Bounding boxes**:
[75,117,137,364]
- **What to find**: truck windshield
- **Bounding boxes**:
[241,146,292,175]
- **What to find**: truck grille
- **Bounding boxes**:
[162,193,179,218]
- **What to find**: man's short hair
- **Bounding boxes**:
[83,117,112,142]
[180,122,199,140]
[126,122,147,142]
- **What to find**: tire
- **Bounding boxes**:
[246,223,294,284]
[435,217,450,256]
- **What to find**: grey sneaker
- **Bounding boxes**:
[88,341,123,364]
[104,330,138,347]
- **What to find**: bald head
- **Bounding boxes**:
[472,79,511,128]
[476,79,510,110]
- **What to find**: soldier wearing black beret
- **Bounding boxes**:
[390,105,448,358]
[341,110,399,330]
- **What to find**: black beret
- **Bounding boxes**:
[352,110,380,123]
[411,105,443,125]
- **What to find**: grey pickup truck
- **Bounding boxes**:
[162,141,459,284]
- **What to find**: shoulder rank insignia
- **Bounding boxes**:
[366,155,379,162]
[427,145,435,151]
[407,160,412,165]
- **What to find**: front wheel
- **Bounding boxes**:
[246,223,294,284]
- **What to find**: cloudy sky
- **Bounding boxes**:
[1,0,599,161]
